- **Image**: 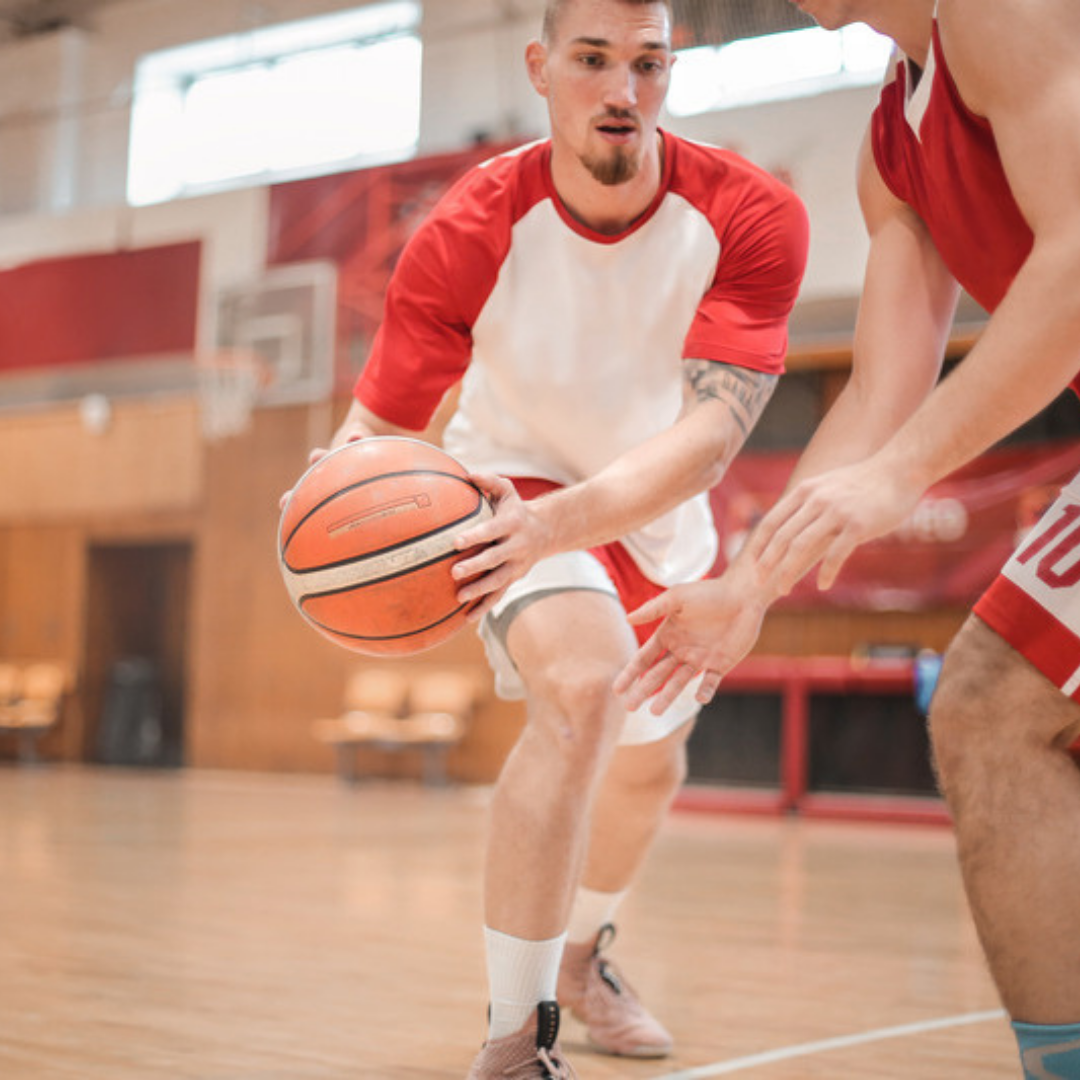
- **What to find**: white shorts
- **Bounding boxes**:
[478,550,702,746]
[975,471,1080,700]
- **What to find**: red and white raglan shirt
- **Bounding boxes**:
[356,130,808,595]
[872,20,1080,701]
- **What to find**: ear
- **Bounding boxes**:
[525,39,549,97]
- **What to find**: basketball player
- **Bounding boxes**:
[304,0,808,1074]
[615,1,1080,1075]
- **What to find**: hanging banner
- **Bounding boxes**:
[267,142,521,393]
[0,242,201,372]
[710,439,1080,610]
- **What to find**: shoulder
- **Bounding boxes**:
[423,139,550,238]
[666,133,807,233]
[397,140,550,281]
[938,0,1079,116]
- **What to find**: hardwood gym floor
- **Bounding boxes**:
[0,767,1016,1078]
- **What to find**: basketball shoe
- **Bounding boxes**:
[466,1001,578,1079]
[556,924,673,1058]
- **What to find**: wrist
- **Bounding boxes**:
[728,548,782,607]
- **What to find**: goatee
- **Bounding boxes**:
[580,146,639,186]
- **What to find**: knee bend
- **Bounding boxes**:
[928,638,1024,796]
[648,739,688,795]
[610,737,688,803]
[928,656,987,777]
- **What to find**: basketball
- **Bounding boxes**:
[278,437,493,656]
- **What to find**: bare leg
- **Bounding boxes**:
[580,722,692,893]
[485,590,632,938]
[930,615,1080,1023]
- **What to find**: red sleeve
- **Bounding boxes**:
[683,176,809,374]
[355,217,474,430]
[355,157,520,429]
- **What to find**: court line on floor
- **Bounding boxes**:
[656,1009,1007,1078]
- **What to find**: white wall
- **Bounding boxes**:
[0,0,880,301]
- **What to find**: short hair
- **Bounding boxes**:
[541,0,674,45]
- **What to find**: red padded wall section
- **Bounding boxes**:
[0,241,201,372]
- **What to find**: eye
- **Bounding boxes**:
[577,52,605,67]
[636,57,668,75]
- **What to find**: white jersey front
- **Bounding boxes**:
[357,131,808,586]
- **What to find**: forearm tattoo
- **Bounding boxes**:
[683,360,778,442]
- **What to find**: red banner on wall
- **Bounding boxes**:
[0,241,201,372]
[711,439,1080,610]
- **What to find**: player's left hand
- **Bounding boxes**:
[277,419,378,510]
[451,472,554,620]
[614,573,769,714]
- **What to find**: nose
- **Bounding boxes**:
[602,63,638,110]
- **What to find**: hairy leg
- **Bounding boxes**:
[930,615,1080,1022]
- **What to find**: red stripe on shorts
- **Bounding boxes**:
[510,477,669,646]
[975,575,1080,702]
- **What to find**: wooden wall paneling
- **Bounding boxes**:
[757,607,968,659]
[0,398,202,520]
[0,523,86,761]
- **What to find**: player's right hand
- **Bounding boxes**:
[452,472,555,621]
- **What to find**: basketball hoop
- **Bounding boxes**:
[195,349,269,441]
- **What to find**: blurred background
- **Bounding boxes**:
[0,0,1075,821]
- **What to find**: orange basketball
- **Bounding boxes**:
[278,437,493,656]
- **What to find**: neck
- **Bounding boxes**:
[866,0,935,68]
[550,132,665,236]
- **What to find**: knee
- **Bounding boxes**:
[928,644,986,786]
[928,620,1042,804]
[531,661,624,764]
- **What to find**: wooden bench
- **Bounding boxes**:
[0,661,70,763]
[314,667,481,785]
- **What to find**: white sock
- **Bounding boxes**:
[565,886,627,945]
[484,927,567,1040]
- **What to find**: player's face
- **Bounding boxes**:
[530,0,673,187]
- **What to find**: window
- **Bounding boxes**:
[667,23,892,117]
[128,3,422,206]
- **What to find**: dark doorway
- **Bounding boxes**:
[83,542,192,767]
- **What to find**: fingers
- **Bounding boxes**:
[625,652,683,712]
[452,537,510,585]
[613,634,672,702]
[623,594,672,627]
[816,531,859,590]
[696,670,722,705]
[643,660,696,715]
[468,471,515,504]
[757,501,843,596]
[455,560,518,605]
[456,475,518,551]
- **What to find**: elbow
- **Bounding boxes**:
[697,436,741,492]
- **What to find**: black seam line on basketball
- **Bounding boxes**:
[303,600,472,642]
[282,469,481,554]
[283,498,488,576]
[297,546,464,602]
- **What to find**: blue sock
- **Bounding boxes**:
[1014,1020,1080,1079]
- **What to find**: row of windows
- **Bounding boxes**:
[127,4,891,207]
